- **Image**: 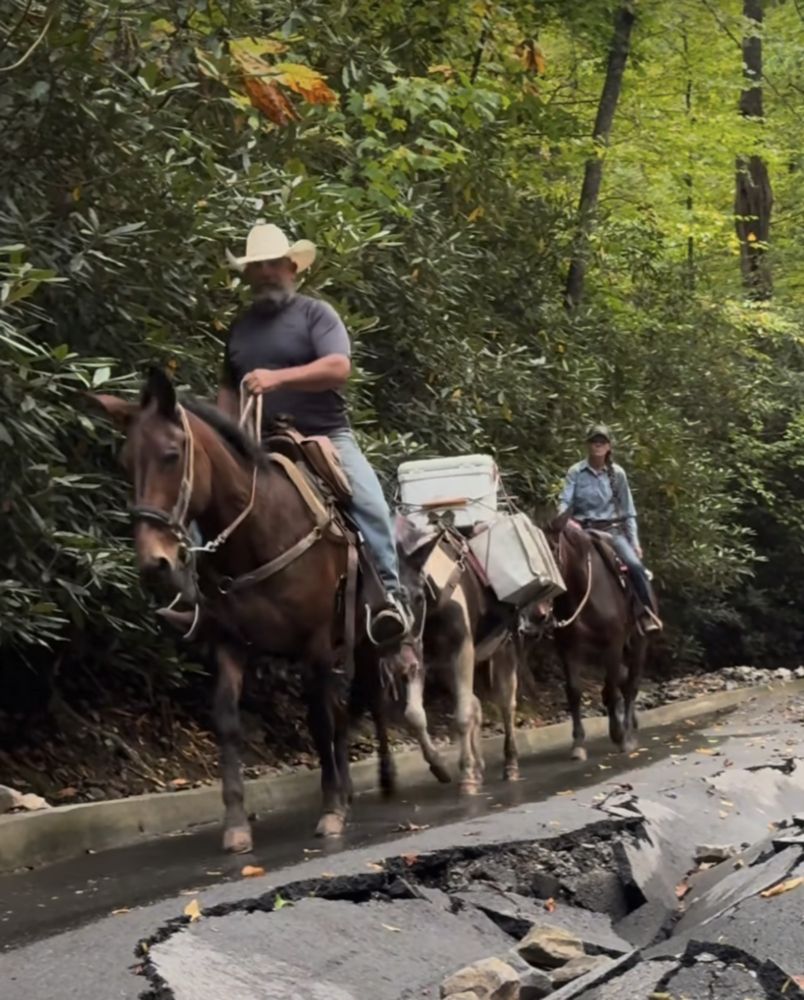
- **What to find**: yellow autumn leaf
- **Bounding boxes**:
[184,898,202,922]
[428,64,454,78]
[71,186,81,202]
[746,232,758,242]
[467,206,484,223]
[273,62,338,105]
[241,865,266,878]
[760,876,804,899]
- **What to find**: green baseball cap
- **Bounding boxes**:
[585,423,612,443]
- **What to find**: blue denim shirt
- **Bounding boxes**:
[558,460,640,547]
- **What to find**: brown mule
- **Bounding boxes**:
[91,369,394,852]
[543,513,654,760]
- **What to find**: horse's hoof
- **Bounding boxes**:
[503,766,521,782]
[622,735,638,753]
[429,761,452,784]
[223,826,253,854]
[459,779,481,796]
[571,746,588,762]
[315,812,346,838]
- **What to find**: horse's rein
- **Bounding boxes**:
[553,531,593,630]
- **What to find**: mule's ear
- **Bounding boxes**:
[407,534,440,574]
[141,366,178,419]
[87,393,137,428]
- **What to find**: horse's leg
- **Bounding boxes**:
[213,643,252,854]
[372,697,396,797]
[494,643,520,781]
[470,692,485,780]
[404,668,451,784]
[602,649,628,750]
[306,658,348,838]
[562,651,587,761]
[621,636,647,752]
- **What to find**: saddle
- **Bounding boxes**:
[586,530,628,589]
[264,419,353,504]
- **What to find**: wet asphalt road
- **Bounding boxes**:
[0,713,707,950]
[1,684,802,1000]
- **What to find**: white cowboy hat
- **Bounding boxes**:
[227,223,317,273]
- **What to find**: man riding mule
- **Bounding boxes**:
[217,223,411,646]
[558,424,662,635]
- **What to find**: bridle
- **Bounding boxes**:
[550,528,593,630]
[129,402,258,562]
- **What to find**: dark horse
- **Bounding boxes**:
[544,513,653,759]
[92,369,393,851]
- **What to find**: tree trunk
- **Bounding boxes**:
[564,3,636,312]
[735,0,772,299]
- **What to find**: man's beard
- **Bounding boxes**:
[252,284,295,316]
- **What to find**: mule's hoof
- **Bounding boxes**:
[622,735,638,753]
[571,746,588,762]
[503,765,521,782]
[459,779,481,796]
[315,812,346,838]
[223,826,253,854]
[429,761,452,784]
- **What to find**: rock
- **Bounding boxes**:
[518,967,553,999]
[0,785,50,813]
[551,954,612,986]
[441,957,520,999]
[517,924,584,968]
[775,667,793,681]
[796,666,804,679]
[694,844,738,864]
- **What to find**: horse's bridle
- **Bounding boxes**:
[129,403,258,561]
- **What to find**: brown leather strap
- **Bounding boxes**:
[342,542,359,679]
[435,558,466,610]
[269,451,331,529]
[224,525,324,593]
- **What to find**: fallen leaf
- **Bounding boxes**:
[183,899,202,922]
[170,778,190,789]
[401,852,419,867]
[111,907,131,916]
[366,862,385,873]
[320,872,336,878]
[241,865,265,878]
[719,811,729,819]
[381,923,402,932]
[394,822,430,833]
[761,876,804,899]
[720,800,734,808]
[695,748,717,756]
[56,787,78,800]
[557,789,575,797]
[675,881,690,900]
[303,848,321,855]
[273,893,291,911]
[205,870,223,877]
[543,897,556,913]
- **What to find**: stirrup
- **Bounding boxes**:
[366,594,413,648]
[641,607,663,633]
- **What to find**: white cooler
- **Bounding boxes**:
[469,512,566,607]
[397,454,499,529]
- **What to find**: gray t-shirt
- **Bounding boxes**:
[223,294,351,436]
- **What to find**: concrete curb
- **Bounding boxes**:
[1,679,800,873]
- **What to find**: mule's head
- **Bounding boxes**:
[91,368,205,604]
[394,514,440,645]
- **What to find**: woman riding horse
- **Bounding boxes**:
[558,424,662,634]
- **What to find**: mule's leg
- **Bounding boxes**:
[404,669,451,784]
[470,693,485,779]
[372,699,397,797]
[621,637,647,752]
[454,631,481,794]
[494,644,521,781]
[213,643,252,854]
[602,652,628,750]
[562,653,587,761]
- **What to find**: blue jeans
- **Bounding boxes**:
[608,532,653,609]
[329,428,400,592]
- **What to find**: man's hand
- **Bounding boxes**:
[243,368,285,395]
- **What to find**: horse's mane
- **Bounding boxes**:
[182,398,268,468]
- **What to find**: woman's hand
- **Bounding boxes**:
[243,368,285,395]
[635,544,644,560]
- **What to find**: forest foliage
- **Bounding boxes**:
[2,0,804,695]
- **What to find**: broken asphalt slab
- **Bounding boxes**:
[141,694,804,1000]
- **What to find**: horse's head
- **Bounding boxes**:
[91,368,207,604]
